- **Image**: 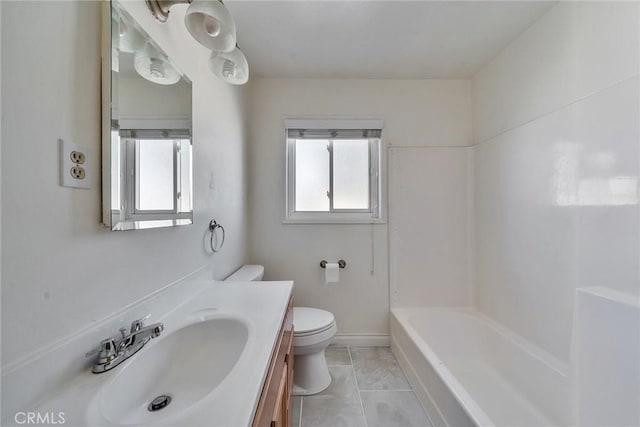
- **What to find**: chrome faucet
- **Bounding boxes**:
[87,317,164,373]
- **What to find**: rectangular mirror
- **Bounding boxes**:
[102,1,193,231]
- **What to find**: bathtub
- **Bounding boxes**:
[391,308,570,427]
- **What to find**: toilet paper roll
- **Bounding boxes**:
[325,262,340,284]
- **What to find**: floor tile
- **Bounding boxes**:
[297,347,426,427]
[361,391,432,427]
[350,347,411,391]
[301,398,367,427]
[301,366,366,427]
[325,345,351,366]
[290,396,302,427]
[305,365,361,402]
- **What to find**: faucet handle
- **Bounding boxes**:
[130,314,151,333]
[85,338,109,357]
[86,338,117,363]
[97,338,117,363]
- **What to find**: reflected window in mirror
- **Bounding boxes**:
[118,130,192,221]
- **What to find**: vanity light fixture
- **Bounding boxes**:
[112,14,146,72]
[134,44,181,85]
[145,0,237,53]
[118,20,146,53]
[208,45,249,85]
[145,0,249,85]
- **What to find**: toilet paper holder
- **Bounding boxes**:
[320,260,346,269]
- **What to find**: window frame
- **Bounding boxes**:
[121,131,192,223]
[284,119,385,224]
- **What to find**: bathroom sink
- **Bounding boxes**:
[3,282,292,427]
[93,317,249,425]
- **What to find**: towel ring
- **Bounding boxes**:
[208,220,225,253]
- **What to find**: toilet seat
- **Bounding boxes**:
[294,321,336,337]
[293,307,335,336]
[292,321,337,352]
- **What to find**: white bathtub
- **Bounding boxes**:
[391,308,570,427]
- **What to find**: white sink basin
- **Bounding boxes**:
[93,317,249,425]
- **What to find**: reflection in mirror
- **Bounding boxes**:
[102,2,193,231]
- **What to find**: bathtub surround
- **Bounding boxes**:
[389,147,474,308]
[473,77,639,362]
[472,0,639,363]
[390,2,639,426]
[573,287,640,426]
[247,79,472,345]
[1,1,248,370]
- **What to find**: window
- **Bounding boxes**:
[120,129,192,222]
[285,119,383,223]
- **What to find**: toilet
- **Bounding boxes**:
[225,265,337,395]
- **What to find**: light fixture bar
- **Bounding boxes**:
[145,0,192,23]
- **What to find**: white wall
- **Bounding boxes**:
[247,79,471,338]
[118,77,191,122]
[472,1,639,362]
[1,1,248,368]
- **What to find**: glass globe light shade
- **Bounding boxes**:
[118,21,146,54]
[184,0,236,53]
[209,46,249,85]
[134,44,181,85]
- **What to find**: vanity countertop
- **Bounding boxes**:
[2,280,293,427]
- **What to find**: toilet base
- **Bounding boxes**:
[292,349,332,395]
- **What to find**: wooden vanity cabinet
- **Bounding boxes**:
[253,297,294,427]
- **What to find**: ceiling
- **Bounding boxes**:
[227,1,556,79]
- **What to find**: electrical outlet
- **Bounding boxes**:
[70,150,86,164]
[60,139,91,189]
[70,166,86,179]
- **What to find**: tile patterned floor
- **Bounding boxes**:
[290,346,432,427]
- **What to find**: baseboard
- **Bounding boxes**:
[331,333,390,347]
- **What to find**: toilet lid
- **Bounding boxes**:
[294,307,335,334]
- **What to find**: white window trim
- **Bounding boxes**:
[122,136,189,222]
[284,119,386,224]
[284,118,384,130]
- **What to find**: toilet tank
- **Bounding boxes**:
[225,265,264,281]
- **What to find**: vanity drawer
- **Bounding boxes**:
[253,296,294,427]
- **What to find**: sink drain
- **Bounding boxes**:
[148,395,172,412]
